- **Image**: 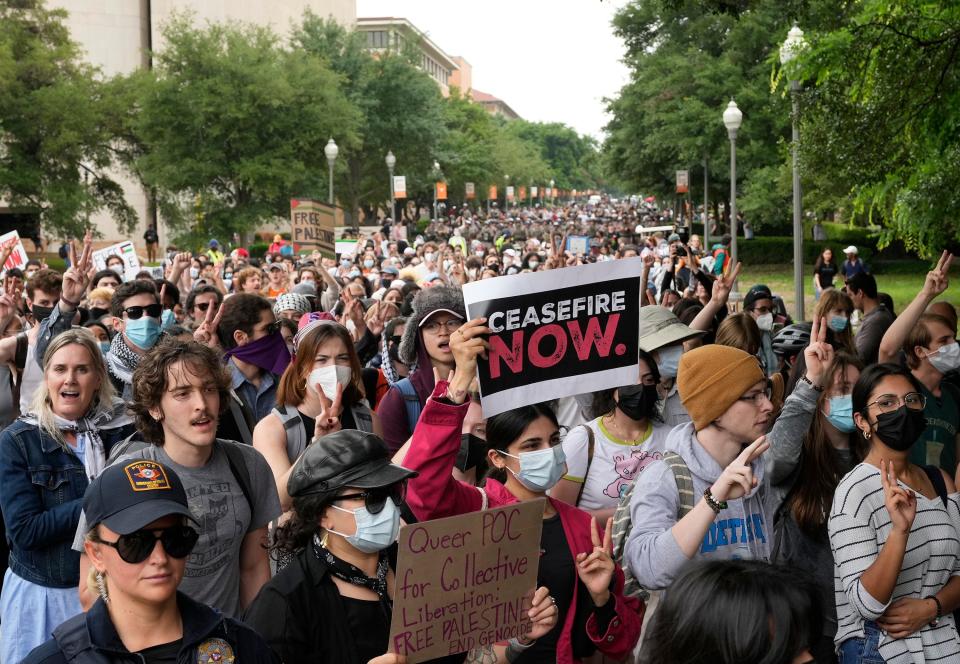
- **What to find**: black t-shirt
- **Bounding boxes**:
[517,514,575,663]
[137,639,182,664]
[815,262,837,289]
[300,408,358,441]
[342,595,390,664]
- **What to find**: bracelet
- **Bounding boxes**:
[507,637,534,650]
[703,489,727,514]
[799,375,824,393]
[926,595,942,626]
[59,296,81,310]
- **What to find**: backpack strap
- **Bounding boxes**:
[661,451,696,517]
[274,405,307,463]
[610,479,647,601]
[106,432,147,464]
[395,378,422,433]
[220,439,254,516]
[13,332,28,372]
[228,390,254,445]
[351,403,375,433]
[923,465,949,508]
[574,423,596,506]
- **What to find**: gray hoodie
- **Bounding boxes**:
[623,422,775,590]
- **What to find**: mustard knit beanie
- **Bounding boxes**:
[677,345,765,430]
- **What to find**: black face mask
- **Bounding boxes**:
[388,343,402,364]
[616,384,660,421]
[89,306,109,320]
[455,433,488,472]
[873,406,928,451]
[30,304,54,322]
[382,278,393,289]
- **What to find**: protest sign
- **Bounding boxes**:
[566,235,589,255]
[0,231,29,273]
[335,239,358,257]
[389,499,544,662]
[92,241,141,282]
[290,199,336,259]
[393,176,407,198]
[463,258,643,418]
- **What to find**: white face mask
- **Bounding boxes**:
[110,264,124,276]
[928,341,960,374]
[755,313,774,331]
[424,252,435,263]
[307,365,353,401]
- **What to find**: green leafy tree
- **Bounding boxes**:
[293,15,446,225]
[132,15,359,245]
[0,0,136,238]
[795,0,960,256]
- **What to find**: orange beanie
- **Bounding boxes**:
[677,345,765,430]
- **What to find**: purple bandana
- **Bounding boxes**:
[225,331,291,376]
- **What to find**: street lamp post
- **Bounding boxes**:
[781,25,807,321]
[723,100,742,292]
[324,138,338,206]
[504,175,510,216]
[432,160,440,221]
[385,150,396,222]
[549,179,555,206]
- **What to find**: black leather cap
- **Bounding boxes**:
[287,430,418,500]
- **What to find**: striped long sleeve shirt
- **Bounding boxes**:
[829,463,960,662]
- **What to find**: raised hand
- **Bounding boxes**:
[803,317,834,388]
[922,250,953,299]
[193,301,224,348]
[575,517,615,607]
[523,586,559,642]
[367,303,390,338]
[710,435,769,502]
[711,261,742,305]
[880,459,917,535]
[61,234,93,307]
[174,251,192,272]
[642,252,655,270]
[0,294,17,329]
[312,382,344,440]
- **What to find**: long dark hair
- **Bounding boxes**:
[484,404,559,484]
[852,363,924,434]
[272,493,329,557]
[788,351,865,533]
[639,560,822,664]
[813,247,835,272]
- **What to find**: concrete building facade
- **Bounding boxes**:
[37,0,356,247]
[356,17,459,97]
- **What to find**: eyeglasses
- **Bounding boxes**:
[123,303,163,320]
[195,302,211,312]
[332,483,407,515]
[94,525,199,564]
[389,335,402,345]
[422,318,462,335]
[263,320,282,336]
[738,385,773,405]
[866,392,926,414]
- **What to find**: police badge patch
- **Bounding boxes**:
[197,638,235,664]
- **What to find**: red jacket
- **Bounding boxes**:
[404,382,643,663]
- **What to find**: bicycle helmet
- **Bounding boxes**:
[772,322,811,358]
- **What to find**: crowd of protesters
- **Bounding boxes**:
[0,196,956,664]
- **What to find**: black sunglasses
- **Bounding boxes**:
[195,302,211,312]
[332,482,406,515]
[96,525,199,564]
[389,335,402,345]
[264,320,282,335]
[123,303,163,320]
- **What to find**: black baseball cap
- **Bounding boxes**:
[288,430,418,501]
[84,460,196,535]
[743,284,773,310]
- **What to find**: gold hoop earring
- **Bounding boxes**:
[862,429,871,440]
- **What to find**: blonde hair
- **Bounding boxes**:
[814,289,855,354]
[29,328,115,448]
[84,527,107,598]
[715,312,762,356]
[87,287,114,305]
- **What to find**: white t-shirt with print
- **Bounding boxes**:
[560,416,672,512]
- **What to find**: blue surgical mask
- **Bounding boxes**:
[498,446,567,493]
[160,308,176,331]
[124,316,161,350]
[829,315,849,333]
[99,341,111,355]
[656,344,683,379]
[825,394,856,433]
[223,278,233,291]
[328,498,401,553]
[363,259,375,269]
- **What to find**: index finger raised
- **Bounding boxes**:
[210,302,225,330]
[736,435,768,464]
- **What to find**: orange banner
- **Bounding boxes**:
[519,186,527,200]
[488,185,497,200]
[436,182,447,200]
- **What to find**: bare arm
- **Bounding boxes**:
[239,526,271,610]
[690,262,741,332]
[878,250,951,363]
[252,414,296,512]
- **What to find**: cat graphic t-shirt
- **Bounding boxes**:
[74,441,280,618]
[560,416,672,512]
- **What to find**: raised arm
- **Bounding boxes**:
[690,262,741,332]
[878,250,952,363]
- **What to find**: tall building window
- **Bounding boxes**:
[366,30,388,48]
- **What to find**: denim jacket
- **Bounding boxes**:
[0,420,131,588]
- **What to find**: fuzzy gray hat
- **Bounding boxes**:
[398,286,466,366]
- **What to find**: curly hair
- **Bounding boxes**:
[272,493,329,557]
[25,268,62,300]
[130,338,231,445]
